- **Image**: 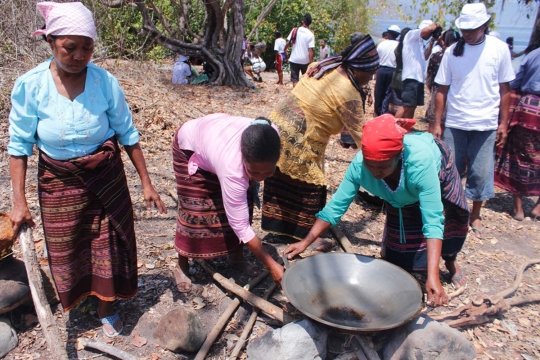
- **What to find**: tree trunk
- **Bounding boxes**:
[101,0,255,87]
[529,3,540,48]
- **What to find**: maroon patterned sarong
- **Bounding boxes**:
[172,130,252,258]
[38,138,137,311]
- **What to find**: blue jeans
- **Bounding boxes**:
[443,128,496,201]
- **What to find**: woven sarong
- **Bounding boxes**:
[495,92,540,196]
[383,138,470,271]
[172,131,252,258]
[261,168,327,240]
[38,138,137,311]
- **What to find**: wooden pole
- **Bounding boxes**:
[196,259,293,323]
[194,266,270,360]
[330,227,355,253]
[78,339,137,360]
[18,224,68,359]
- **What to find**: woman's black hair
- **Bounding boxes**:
[241,116,281,164]
[442,29,460,49]
[275,31,282,38]
[394,27,411,66]
[453,20,490,57]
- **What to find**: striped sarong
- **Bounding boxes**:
[38,138,137,311]
[383,138,470,271]
[172,131,251,258]
[261,168,327,240]
[495,92,540,196]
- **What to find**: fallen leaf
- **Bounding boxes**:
[225,334,240,341]
[76,339,85,351]
[192,297,206,310]
[518,317,531,327]
[490,238,499,245]
[145,263,156,269]
[137,260,143,268]
[132,334,147,348]
[151,354,161,360]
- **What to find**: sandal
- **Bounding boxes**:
[451,270,467,289]
[173,264,193,293]
[469,224,489,239]
[228,259,261,277]
[100,312,123,338]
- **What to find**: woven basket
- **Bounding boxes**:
[0,213,14,260]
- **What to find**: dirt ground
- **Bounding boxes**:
[0,60,539,360]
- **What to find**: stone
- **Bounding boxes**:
[153,308,206,353]
[0,319,17,358]
[334,351,359,360]
[247,319,328,360]
[380,315,476,360]
[0,281,31,315]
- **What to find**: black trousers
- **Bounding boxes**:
[374,66,395,116]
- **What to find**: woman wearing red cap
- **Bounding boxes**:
[285,114,469,306]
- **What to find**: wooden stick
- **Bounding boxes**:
[196,259,293,323]
[492,258,540,302]
[330,227,355,253]
[229,282,279,360]
[194,267,270,360]
[77,338,137,360]
[19,225,68,359]
[353,336,381,360]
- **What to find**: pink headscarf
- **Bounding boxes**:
[361,114,416,161]
[32,2,96,40]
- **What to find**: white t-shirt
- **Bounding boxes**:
[274,38,286,53]
[287,27,315,64]
[172,62,191,84]
[401,29,427,82]
[377,39,398,68]
[435,36,515,131]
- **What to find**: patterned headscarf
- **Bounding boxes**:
[32,2,96,40]
[308,34,379,92]
[361,114,416,161]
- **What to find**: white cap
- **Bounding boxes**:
[418,20,433,30]
[455,3,491,30]
[177,55,189,62]
[388,25,401,33]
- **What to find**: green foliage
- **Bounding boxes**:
[405,0,497,28]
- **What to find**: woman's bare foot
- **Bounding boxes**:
[228,248,261,277]
[173,257,192,293]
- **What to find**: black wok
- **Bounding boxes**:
[282,253,422,332]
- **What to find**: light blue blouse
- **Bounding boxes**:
[8,58,139,160]
[317,133,445,240]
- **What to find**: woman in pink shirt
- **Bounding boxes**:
[172,114,284,291]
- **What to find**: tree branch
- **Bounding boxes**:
[246,0,279,42]
[97,0,133,8]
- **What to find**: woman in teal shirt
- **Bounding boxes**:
[285,114,469,306]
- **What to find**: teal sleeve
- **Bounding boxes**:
[7,79,37,157]
[409,160,444,240]
[316,155,362,226]
[106,74,139,146]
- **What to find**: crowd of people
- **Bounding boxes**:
[5,0,539,343]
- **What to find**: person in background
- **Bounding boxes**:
[172,114,284,292]
[261,33,379,245]
[8,1,166,338]
[495,44,540,221]
[395,20,441,119]
[284,14,315,87]
[274,31,286,85]
[376,31,388,47]
[285,114,469,307]
[172,55,191,84]
[320,39,330,60]
[388,27,411,115]
[507,37,525,60]
[433,3,515,238]
[244,43,266,82]
[425,30,461,133]
[374,24,400,116]
[424,29,443,60]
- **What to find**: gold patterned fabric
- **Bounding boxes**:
[269,68,365,186]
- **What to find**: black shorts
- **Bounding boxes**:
[402,79,425,107]
[290,62,309,83]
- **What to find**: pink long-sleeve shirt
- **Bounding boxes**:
[177,113,275,243]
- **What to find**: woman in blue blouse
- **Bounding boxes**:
[8,2,166,337]
[285,114,470,306]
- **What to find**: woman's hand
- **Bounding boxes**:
[143,185,167,214]
[425,275,448,307]
[10,204,35,237]
[269,261,285,284]
[283,240,310,259]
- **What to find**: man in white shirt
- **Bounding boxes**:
[274,31,286,85]
[172,55,191,85]
[433,3,515,239]
[319,39,330,60]
[395,19,441,118]
[374,24,400,116]
[284,14,315,87]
